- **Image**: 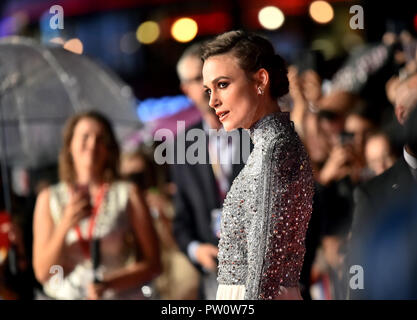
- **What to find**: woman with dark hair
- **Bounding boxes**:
[32,111,161,299]
[201,31,314,300]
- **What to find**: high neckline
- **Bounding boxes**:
[248,112,290,144]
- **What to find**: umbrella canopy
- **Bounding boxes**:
[0,36,140,169]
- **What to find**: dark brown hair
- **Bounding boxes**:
[58,110,120,184]
[201,30,289,99]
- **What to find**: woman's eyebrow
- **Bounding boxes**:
[203,76,231,88]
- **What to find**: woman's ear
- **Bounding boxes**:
[254,68,269,91]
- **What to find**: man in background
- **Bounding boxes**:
[171,43,249,299]
[349,72,417,299]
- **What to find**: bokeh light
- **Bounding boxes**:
[311,38,336,59]
[171,18,198,43]
[258,6,285,30]
[63,38,83,54]
[136,21,160,45]
[309,1,334,24]
[49,37,65,45]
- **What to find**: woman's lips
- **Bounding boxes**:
[218,111,229,122]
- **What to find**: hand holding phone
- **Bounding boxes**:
[61,185,92,230]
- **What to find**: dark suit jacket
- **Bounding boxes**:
[352,157,415,235]
[349,156,416,299]
[170,121,250,265]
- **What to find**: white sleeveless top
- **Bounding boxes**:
[43,181,143,300]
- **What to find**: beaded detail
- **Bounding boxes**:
[217,112,314,300]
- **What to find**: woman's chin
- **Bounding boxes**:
[222,120,238,132]
[222,124,235,132]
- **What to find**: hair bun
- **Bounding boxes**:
[268,54,289,98]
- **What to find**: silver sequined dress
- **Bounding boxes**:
[216,112,314,300]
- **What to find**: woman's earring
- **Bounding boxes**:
[258,87,264,95]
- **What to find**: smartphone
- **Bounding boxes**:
[75,184,92,211]
[339,131,354,145]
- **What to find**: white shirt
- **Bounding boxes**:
[404,147,417,169]
[403,147,417,180]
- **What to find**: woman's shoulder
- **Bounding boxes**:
[262,130,293,156]
[262,127,307,168]
[47,181,69,201]
[48,181,66,191]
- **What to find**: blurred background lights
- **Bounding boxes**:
[309,1,334,24]
[49,37,64,45]
[258,6,285,30]
[171,17,198,43]
[136,21,160,45]
[311,38,336,59]
[63,38,83,54]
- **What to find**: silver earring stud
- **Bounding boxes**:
[258,87,264,95]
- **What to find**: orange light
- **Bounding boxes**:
[309,1,334,24]
[63,38,83,54]
[136,21,160,45]
[171,18,198,43]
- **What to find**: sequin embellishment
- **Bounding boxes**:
[217,112,314,300]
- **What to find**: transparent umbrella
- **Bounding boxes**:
[0,36,140,169]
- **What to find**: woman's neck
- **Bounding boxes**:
[250,99,280,129]
[75,169,102,187]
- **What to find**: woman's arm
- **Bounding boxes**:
[33,187,92,283]
[288,66,308,138]
[246,135,314,300]
[92,184,161,297]
[33,188,66,283]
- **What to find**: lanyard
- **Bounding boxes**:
[74,184,108,259]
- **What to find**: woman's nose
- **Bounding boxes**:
[208,92,220,109]
[86,136,98,150]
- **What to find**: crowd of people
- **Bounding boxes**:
[1,27,417,300]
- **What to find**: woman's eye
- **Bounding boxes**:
[205,89,211,96]
[218,82,229,89]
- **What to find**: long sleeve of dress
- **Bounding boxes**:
[245,133,314,299]
[216,112,314,300]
